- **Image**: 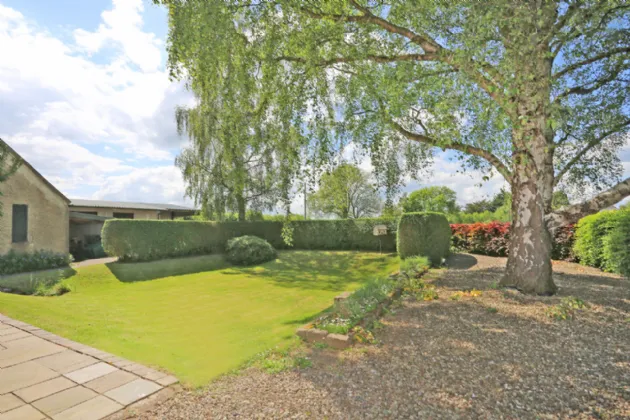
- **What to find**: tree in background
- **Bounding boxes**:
[0,140,21,217]
[158,0,630,294]
[402,186,459,214]
[309,163,382,218]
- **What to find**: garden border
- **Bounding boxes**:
[296,267,428,349]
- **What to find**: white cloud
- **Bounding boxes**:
[74,0,162,72]
[92,166,192,206]
[0,1,193,204]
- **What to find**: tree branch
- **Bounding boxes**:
[546,177,630,229]
[554,119,630,185]
[554,61,627,102]
[276,53,438,66]
[554,46,630,79]
[390,120,513,182]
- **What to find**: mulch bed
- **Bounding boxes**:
[133,254,630,419]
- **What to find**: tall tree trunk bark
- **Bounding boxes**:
[502,162,557,295]
[236,195,246,221]
[502,108,557,294]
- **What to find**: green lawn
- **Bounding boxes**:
[0,251,398,386]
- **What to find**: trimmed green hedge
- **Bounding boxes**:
[573,208,630,276]
[102,218,397,262]
[397,212,451,265]
[291,218,397,251]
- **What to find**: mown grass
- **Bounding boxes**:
[0,251,398,386]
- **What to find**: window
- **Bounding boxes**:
[78,211,98,215]
[12,204,28,243]
[113,212,134,219]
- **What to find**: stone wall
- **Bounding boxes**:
[0,163,69,255]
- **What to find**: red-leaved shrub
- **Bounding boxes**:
[450,222,576,260]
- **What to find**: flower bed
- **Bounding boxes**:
[297,256,432,349]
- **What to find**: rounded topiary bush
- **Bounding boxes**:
[225,235,277,266]
[397,212,451,266]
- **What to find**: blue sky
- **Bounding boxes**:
[0,1,626,211]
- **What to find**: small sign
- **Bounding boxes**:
[373,225,388,236]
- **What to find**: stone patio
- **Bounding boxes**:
[0,314,178,420]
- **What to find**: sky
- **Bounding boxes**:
[0,0,627,212]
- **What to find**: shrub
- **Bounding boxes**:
[545,296,588,321]
[601,211,630,278]
[574,208,630,273]
[397,212,451,265]
[451,222,510,256]
[451,222,575,260]
[400,256,431,279]
[225,236,277,266]
[0,267,75,295]
[0,250,72,275]
[315,277,396,333]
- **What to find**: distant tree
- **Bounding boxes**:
[402,186,459,214]
[464,199,493,214]
[309,163,382,218]
[0,140,22,217]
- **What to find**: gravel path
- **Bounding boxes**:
[134,254,630,419]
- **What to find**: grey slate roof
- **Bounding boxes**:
[69,199,195,212]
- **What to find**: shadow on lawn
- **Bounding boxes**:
[226,250,398,293]
[106,254,229,282]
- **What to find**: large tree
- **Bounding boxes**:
[158,1,630,294]
[0,139,22,217]
[402,186,459,214]
[309,163,382,218]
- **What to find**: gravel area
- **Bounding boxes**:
[134,254,630,419]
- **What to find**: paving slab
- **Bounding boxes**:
[0,394,23,413]
[0,327,21,336]
[14,376,76,403]
[105,379,162,406]
[0,404,46,420]
[64,362,118,384]
[84,370,137,394]
[0,331,30,343]
[53,396,122,420]
[156,375,179,387]
[31,386,97,416]
[35,350,98,374]
[0,361,59,394]
[0,316,176,418]
[0,336,65,368]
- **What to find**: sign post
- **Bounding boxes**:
[373,224,388,254]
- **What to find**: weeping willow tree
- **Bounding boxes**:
[158,0,630,295]
[169,8,307,221]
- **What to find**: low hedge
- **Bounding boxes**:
[103,218,397,262]
[574,208,630,276]
[397,212,451,265]
[0,250,73,276]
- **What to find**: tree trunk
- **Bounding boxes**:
[502,167,557,295]
[236,195,246,221]
[501,105,557,294]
